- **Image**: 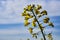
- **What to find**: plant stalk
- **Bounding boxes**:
[32,10,46,40]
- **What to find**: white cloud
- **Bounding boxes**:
[0,0,25,24]
[0,0,60,24]
[0,29,28,35]
[46,1,60,16]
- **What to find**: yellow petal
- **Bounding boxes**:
[30,15,33,18]
[43,19,48,23]
[25,13,30,16]
[24,10,27,13]
[24,20,30,26]
[25,17,29,20]
[22,13,26,16]
[38,14,42,18]
[47,33,53,40]
[48,22,54,27]
[37,5,42,10]
[43,17,49,23]
[45,17,50,20]
[32,22,36,27]
[39,25,45,30]
[35,10,40,15]
[41,10,47,15]
[39,24,42,27]
[29,28,33,34]
[24,8,28,11]
[33,18,37,22]
[27,5,32,11]
[25,16,30,20]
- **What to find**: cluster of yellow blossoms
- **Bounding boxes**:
[43,17,50,23]
[22,4,42,27]
[47,33,53,40]
[43,17,54,27]
[22,4,54,39]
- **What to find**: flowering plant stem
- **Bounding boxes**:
[31,9,46,40]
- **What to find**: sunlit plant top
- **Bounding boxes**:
[22,4,54,40]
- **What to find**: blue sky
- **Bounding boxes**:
[0,0,60,40]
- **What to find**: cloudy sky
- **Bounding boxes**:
[0,0,60,40]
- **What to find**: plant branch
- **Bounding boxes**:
[31,9,46,40]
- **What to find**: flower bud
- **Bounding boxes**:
[29,28,33,34]
[48,22,54,27]
[41,10,47,15]
[24,20,30,26]
[37,5,42,10]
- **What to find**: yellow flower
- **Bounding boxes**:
[32,33,36,37]
[25,13,33,18]
[24,13,30,20]
[37,5,42,10]
[32,22,36,27]
[24,14,33,20]
[33,18,37,22]
[24,20,30,26]
[39,24,42,27]
[39,24,44,30]
[35,10,40,15]
[47,33,53,40]
[22,10,30,16]
[22,10,28,16]
[26,13,30,16]
[22,13,30,17]
[24,8,28,11]
[43,19,47,23]
[22,13,26,16]
[48,22,54,27]
[38,14,42,18]
[41,10,47,15]
[24,10,27,13]
[30,15,33,18]
[29,28,33,34]
[25,16,30,20]
[46,17,50,20]
[27,5,32,11]
[32,33,37,39]
[43,17,50,23]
